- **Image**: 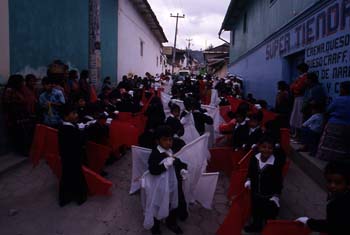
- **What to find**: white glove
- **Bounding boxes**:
[270,196,280,208]
[242,144,246,148]
[163,157,175,169]
[295,217,309,225]
[106,118,113,125]
[78,123,86,129]
[244,180,251,189]
[180,169,188,180]
[251,144,257,149]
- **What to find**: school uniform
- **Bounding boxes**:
[307,191,350,235]
[148,146,188,229]
[58,122,88,206]
[232,121,250,149]
[245,126,263,150]
[192,109,214,135]
[166,114,184,137]
[246,153,284,230]
[86,121,109,145]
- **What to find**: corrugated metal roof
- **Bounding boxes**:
[130,0,168,43]
[220,0,247,32]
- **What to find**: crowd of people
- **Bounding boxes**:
[1,59,349,235]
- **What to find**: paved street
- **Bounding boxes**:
[0,152,326,235]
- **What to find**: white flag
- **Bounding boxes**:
[210,89,220,107]
[175,133,210,203]
[194,172,219,209]
[130,146,152,194]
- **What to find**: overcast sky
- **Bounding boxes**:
[148,0,231,51]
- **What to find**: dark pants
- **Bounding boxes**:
[251,194,279,228]
[300,127,321,156]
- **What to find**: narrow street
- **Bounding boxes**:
[0,152,325,235]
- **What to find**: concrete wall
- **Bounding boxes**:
[230,0,317,63]
[0,0,10,84]
[117,0,164,80]
[101,0,118,82]
[9,0,89,77]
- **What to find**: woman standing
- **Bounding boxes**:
[289,63,309,138]
[317,81,350,161]
[2,75,34,155]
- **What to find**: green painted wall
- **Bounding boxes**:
[9,0,89,74]
[101,0,118,82]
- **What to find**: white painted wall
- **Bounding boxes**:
[0,0,10,84]
[117,0,165,80]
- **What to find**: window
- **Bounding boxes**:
[140,40,144,57]
[156,56,159,67]
[243,12,247,33]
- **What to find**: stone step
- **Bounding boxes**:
[289,142,327,191]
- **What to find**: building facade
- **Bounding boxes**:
[220,0,350,105]
[117,0,167,79]
[0,0,167,84]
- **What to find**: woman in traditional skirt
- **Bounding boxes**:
[317,81,350,161]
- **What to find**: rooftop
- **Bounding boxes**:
[130,0,168,43]
[220,0,247,33]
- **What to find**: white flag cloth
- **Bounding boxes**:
[180,112,200,144]
[135,134,215,229]
[202,105,223,145]
[175,133,210,204]
[161,91,223,146]
[130,146,152,194]
[160,92,184,117]
[210,89,220,107]
[194,172,219,209]
[141,166,178,229]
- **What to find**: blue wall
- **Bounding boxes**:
[229,0,318,63]
[229,0,350,105]
[101,0,118,82]
[9,0,89,74]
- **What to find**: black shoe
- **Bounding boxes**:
[166,224,183,234]
[151,226,162,235]
[244,223,262,233]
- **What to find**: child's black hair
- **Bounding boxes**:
[249,112,263,123]
[183,97,194,111]
[324,161,350,184]
[60,103,77,118]
[155,125,173,140]
[170,103,180,113]
[258,135,276,146]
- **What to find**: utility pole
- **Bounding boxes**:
[88,0,101,87]
[170,13,185,74]
[186,38,193,68]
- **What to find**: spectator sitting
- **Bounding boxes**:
[298,103,324,156]
[302,72,327,120]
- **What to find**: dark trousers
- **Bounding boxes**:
[251,194,279,228]
[300,127,321,155]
